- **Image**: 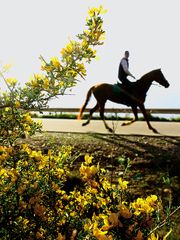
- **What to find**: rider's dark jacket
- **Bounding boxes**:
[118,58,130,85]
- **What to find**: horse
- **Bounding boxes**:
[77,69,170,133]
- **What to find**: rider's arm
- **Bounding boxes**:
[121,59,135,79]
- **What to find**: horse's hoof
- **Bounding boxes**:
[121,122,126,126]
[152,128,159,134]
[108,128,114,133]
[82,122,88,126]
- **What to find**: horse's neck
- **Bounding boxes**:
[137,76,153,93]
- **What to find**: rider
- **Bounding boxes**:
[118,50,136,89]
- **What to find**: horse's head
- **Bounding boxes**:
[154,69,170,88]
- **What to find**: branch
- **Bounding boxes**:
[147,205,180,236]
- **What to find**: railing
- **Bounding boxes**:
[31,108,180,115]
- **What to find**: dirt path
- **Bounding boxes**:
[34,118,180,136]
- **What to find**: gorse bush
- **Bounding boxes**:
[0,6,174,240]
[1,146,174,240]
[0,149,167,239]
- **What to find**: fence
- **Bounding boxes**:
[31,108,180,115]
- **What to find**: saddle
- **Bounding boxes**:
[113,82,133,96]
[112,82,135,106]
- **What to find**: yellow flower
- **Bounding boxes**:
[84,221,92,232]
[130,196,158,216]
[29,79,38,87]
[0,151,9,163]
[43,77,49,89]
[84,154,93,165]
[6,77,17,86]
[23,112,33,123]
[80,163,99,179]
[0,168,8,177]
[0,145,5,152]
[21,144,32,154]
[23,218,29,227]
[77,63,86,75]
[99,32,106,41]
[15,100,21,108]
[88,187,98,194]
[37,120,42,125]
[55,168,64,178]
[58,81,64,87]
[146,195,158,206]
[101,179,111,191]
[88,7,99,17]
[93,224,108,240]
[101,215,110,231]
[90,165,99,175]
[50,57,61,68]
[34,73,44,81]
[29,150,43,161]
[118,177,129,190]
[63,42,74,54]
[60,48,66,56]
[70,211,76,217]
[97,196,107,207]
[148,233,159,240]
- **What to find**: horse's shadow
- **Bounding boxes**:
[88,132,180,176]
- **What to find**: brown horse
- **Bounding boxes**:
[78,69,170,133]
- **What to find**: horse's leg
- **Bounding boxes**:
[82,103,99,126]
[99,103,113,132]
[139,104,159,133]
[121,106,138,126]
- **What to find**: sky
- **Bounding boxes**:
[0,0,179,110]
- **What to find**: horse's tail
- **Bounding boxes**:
[77,86,95,119]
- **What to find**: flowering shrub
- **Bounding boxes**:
[0,150,169,239]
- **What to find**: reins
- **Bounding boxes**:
[152,83,163,87]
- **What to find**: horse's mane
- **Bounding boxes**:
[135,69,160,83]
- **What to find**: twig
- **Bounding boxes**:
[147,205,180,236]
